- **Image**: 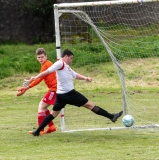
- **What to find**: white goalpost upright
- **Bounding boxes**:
[54,0,159,132]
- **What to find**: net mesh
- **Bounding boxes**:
[55,1,159,131]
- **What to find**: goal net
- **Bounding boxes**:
[54,0,159,132]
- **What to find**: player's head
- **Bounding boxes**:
[36,48,46,56]
[36,48,47,64]
[61,49,74,58]
[61,49,74,65]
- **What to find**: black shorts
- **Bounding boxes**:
[53,89,88,111]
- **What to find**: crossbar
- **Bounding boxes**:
[54,0,157,8]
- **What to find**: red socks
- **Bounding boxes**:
[38,110,55,131]
[38,112,46,132]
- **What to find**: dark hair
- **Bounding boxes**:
[61,49,74,58]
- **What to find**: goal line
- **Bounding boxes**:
[63,124,159,133]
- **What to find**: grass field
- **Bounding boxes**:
[0,70,159,160]
[1,42,159,160]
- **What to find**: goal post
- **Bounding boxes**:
[54,0,154,8]
[54,0,159,132]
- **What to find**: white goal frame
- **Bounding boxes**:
[54,0,158,132]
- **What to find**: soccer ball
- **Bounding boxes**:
[122,115,134,127]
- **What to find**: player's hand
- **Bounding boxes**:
[23,79,30,87]
[23,76,36,86]
[29,76,36,83]
[85,77,92,82]
[17,87,29,96]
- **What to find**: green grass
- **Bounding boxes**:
[1,78,159,160]
[0,95,159,160]
[1,34,159,79]
[1,43,159,159]
[1,128,159,159]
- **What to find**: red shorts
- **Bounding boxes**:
[42,91,56,105]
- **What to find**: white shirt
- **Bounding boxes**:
[48,60,77,94]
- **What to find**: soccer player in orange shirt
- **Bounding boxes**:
[17,48,57,135]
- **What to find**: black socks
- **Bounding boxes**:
[91,106,113,119]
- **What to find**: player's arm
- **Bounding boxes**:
[29,70,50,83]
[17,71,48,96]
[76,73,92,82]
[17,76,44,96]
[29,61,63,82]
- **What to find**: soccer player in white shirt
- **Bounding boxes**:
[28,49,123,136]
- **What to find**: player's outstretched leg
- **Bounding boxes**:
[91,106,123,123]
